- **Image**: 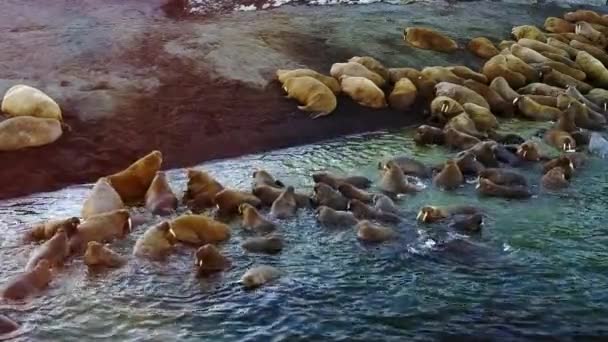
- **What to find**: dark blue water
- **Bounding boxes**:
[1,120,608,341]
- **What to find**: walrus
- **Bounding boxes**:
[85,241,126,268]
[169,214,230,245]
[476,178,532,199]
[564,10,607,25]
[106,150,162,204]
[421,67,465,85]
[516,141,542,161]
[0,315,19,335]
[1,84,62,120]
[25,227,73,271]
[372,194,400,215]
[487,131,525,145]
[387,68,436,99]
[282,76,337,118]
[340,76,387,109]
[557,96,603,131]
[311,172,371,189]
[270,186,297,219]
[239,203,277,234]
[447,66,488,84]
[240,265,280,289]
[380,156,431,178]
[356,220,395,243]
[479,168,528,187]
[566,86,606,114]
[433,160,463,190]
[522,95,558,108]
[81,178,124,220]
[492,143,521,166]
[275,68,341,94]
[565,152,588,169]
[337,183,374,203]
[498,40,517,50]
[145,172,177,216]
[533,61,587,81]
[544,17,576,34]
[252,185,312,208]
[312,182,349,211]
[252,170,284,189]
[183,169,224,211]
[316,205,358,227]
[448,214,484,233]
[517,38,570,58]
[196,244,231,277]
[463,103,499,132]
[445,113,485,138]
[540,67,592,94]
[429,96,464,125]
[572,130,592,147]
[69,209,131,255]
[347,199,400,224]
[388,78,417,111]
[517,83,565,97]
[444,127,481,150]
[133,221,177,260]
[330,62,385,87]
[241,235,284,255]
[489,76,520,102]
[468,37,499,59]
[544,129,576,152]
[546,33,572,44]
[463,79,514,118]
[585,88,608,112]
[348,56,390,80]
[416,205,481,223]
[378,160,422,195]
[540,52,580,68]
[465,141,500,168]
[513,96,562,121]
[546,38,580,59]
[512,25,546,42]
[24,217,80,242]
[510,44,550,64]
[455,150,485,176]
[576,51,608,88]
[0,116,62,151]
[214,189,261,216]
[542,156,575,179]
[403,27,458,53]
[1,260,52,301]
[503,53,540,84]
[414,125,445,146]
[542,167,570,190]
[570,39,608,66]
[574,22,607,47]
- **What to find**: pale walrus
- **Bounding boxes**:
[482,55,527,89]
[444,113,485,138]
[447,66,488,84]
[24,217,80,243]
[316,206,358,227]
[429,96,464,124]
[133,221,177,260]
[145,172,178,216]
[252,170,284,189]
[0,116,62,151]
[404,27,458,53]
[81,177,124,220]
[330,62,385,87]
[106,150,163,204]
[196,244,232,277]
[1,84,62,120]
[356,220,395,243]
[340,76,387,109]
[517,38,570,58]
[468,37,499,59]
[544,17,575,34]
[435,82,491,109]
[68,209,131,254]
[25,227,73,271]
[510,44,550,64]
[241,265,280,289]
[347,199,400,224]
[512,25,546,42]
[388,68,436,99]
[282,76,337,118]
[241,235,284,255]
[312,182,349,211]
[570,39,608,67]
[463,103,499,132]
[348,56,390,80]
[433,160,464,190]
[169,214,230,246]
[388,78,417,111]
[276,69,340,94]
[85,241,126,268]
[239,203,277,234]
[421,67,465,85]
[1,260,52,301]
[270,186,297,219]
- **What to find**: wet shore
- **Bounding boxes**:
[0,0,602,199]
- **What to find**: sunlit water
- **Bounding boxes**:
[1,122,608,341]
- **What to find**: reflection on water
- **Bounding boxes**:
[1,123,608,341]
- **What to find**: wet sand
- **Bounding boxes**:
[0,0,598,199]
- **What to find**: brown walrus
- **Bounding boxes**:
[316,206,359,227]
[252,185,313,208]
[68,210,131,255]
[414,125,445,146]
[214,189,262,216]
[183,169,224,211]
[479,168,528,187]
[312,182,349,211]
[356,220,395,243]
[241,235,284,255]
[542,167,570,190]
[476,178,532,199]
[106,150,163,204]
[25,227,74,270]
[378,161,422,195]
[312,172,372,189]
[404,27,458,53]
[195,244,231,277]
[347,199,401,224]
[252,170,284,189]
[24,217,80,242]
[337,183,374,203]
[133,221,177,260]
[85,241,126,268]
[1,260,52,301]
[417,205,482,223]
[239,203,277,235]
[544,129,576,152]
[170,214,230,246]
[433,160,463,190]
[270,186,298,219]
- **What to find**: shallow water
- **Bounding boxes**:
[1,122,608,341]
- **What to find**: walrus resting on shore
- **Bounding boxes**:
[404,27,458,53]
[282,76,337,119]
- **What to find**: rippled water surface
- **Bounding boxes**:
[1,123,608,341]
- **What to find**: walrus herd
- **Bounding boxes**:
[3,7,608,336]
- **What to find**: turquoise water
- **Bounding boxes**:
[1,122,608,341]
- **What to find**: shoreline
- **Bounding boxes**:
[0,0,599,200]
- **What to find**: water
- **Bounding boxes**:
[1,121,608,341]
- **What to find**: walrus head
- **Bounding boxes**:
[440,100,450,114]
[416,206,441,223]
[562,136,576,152]
[575,23,582,35]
